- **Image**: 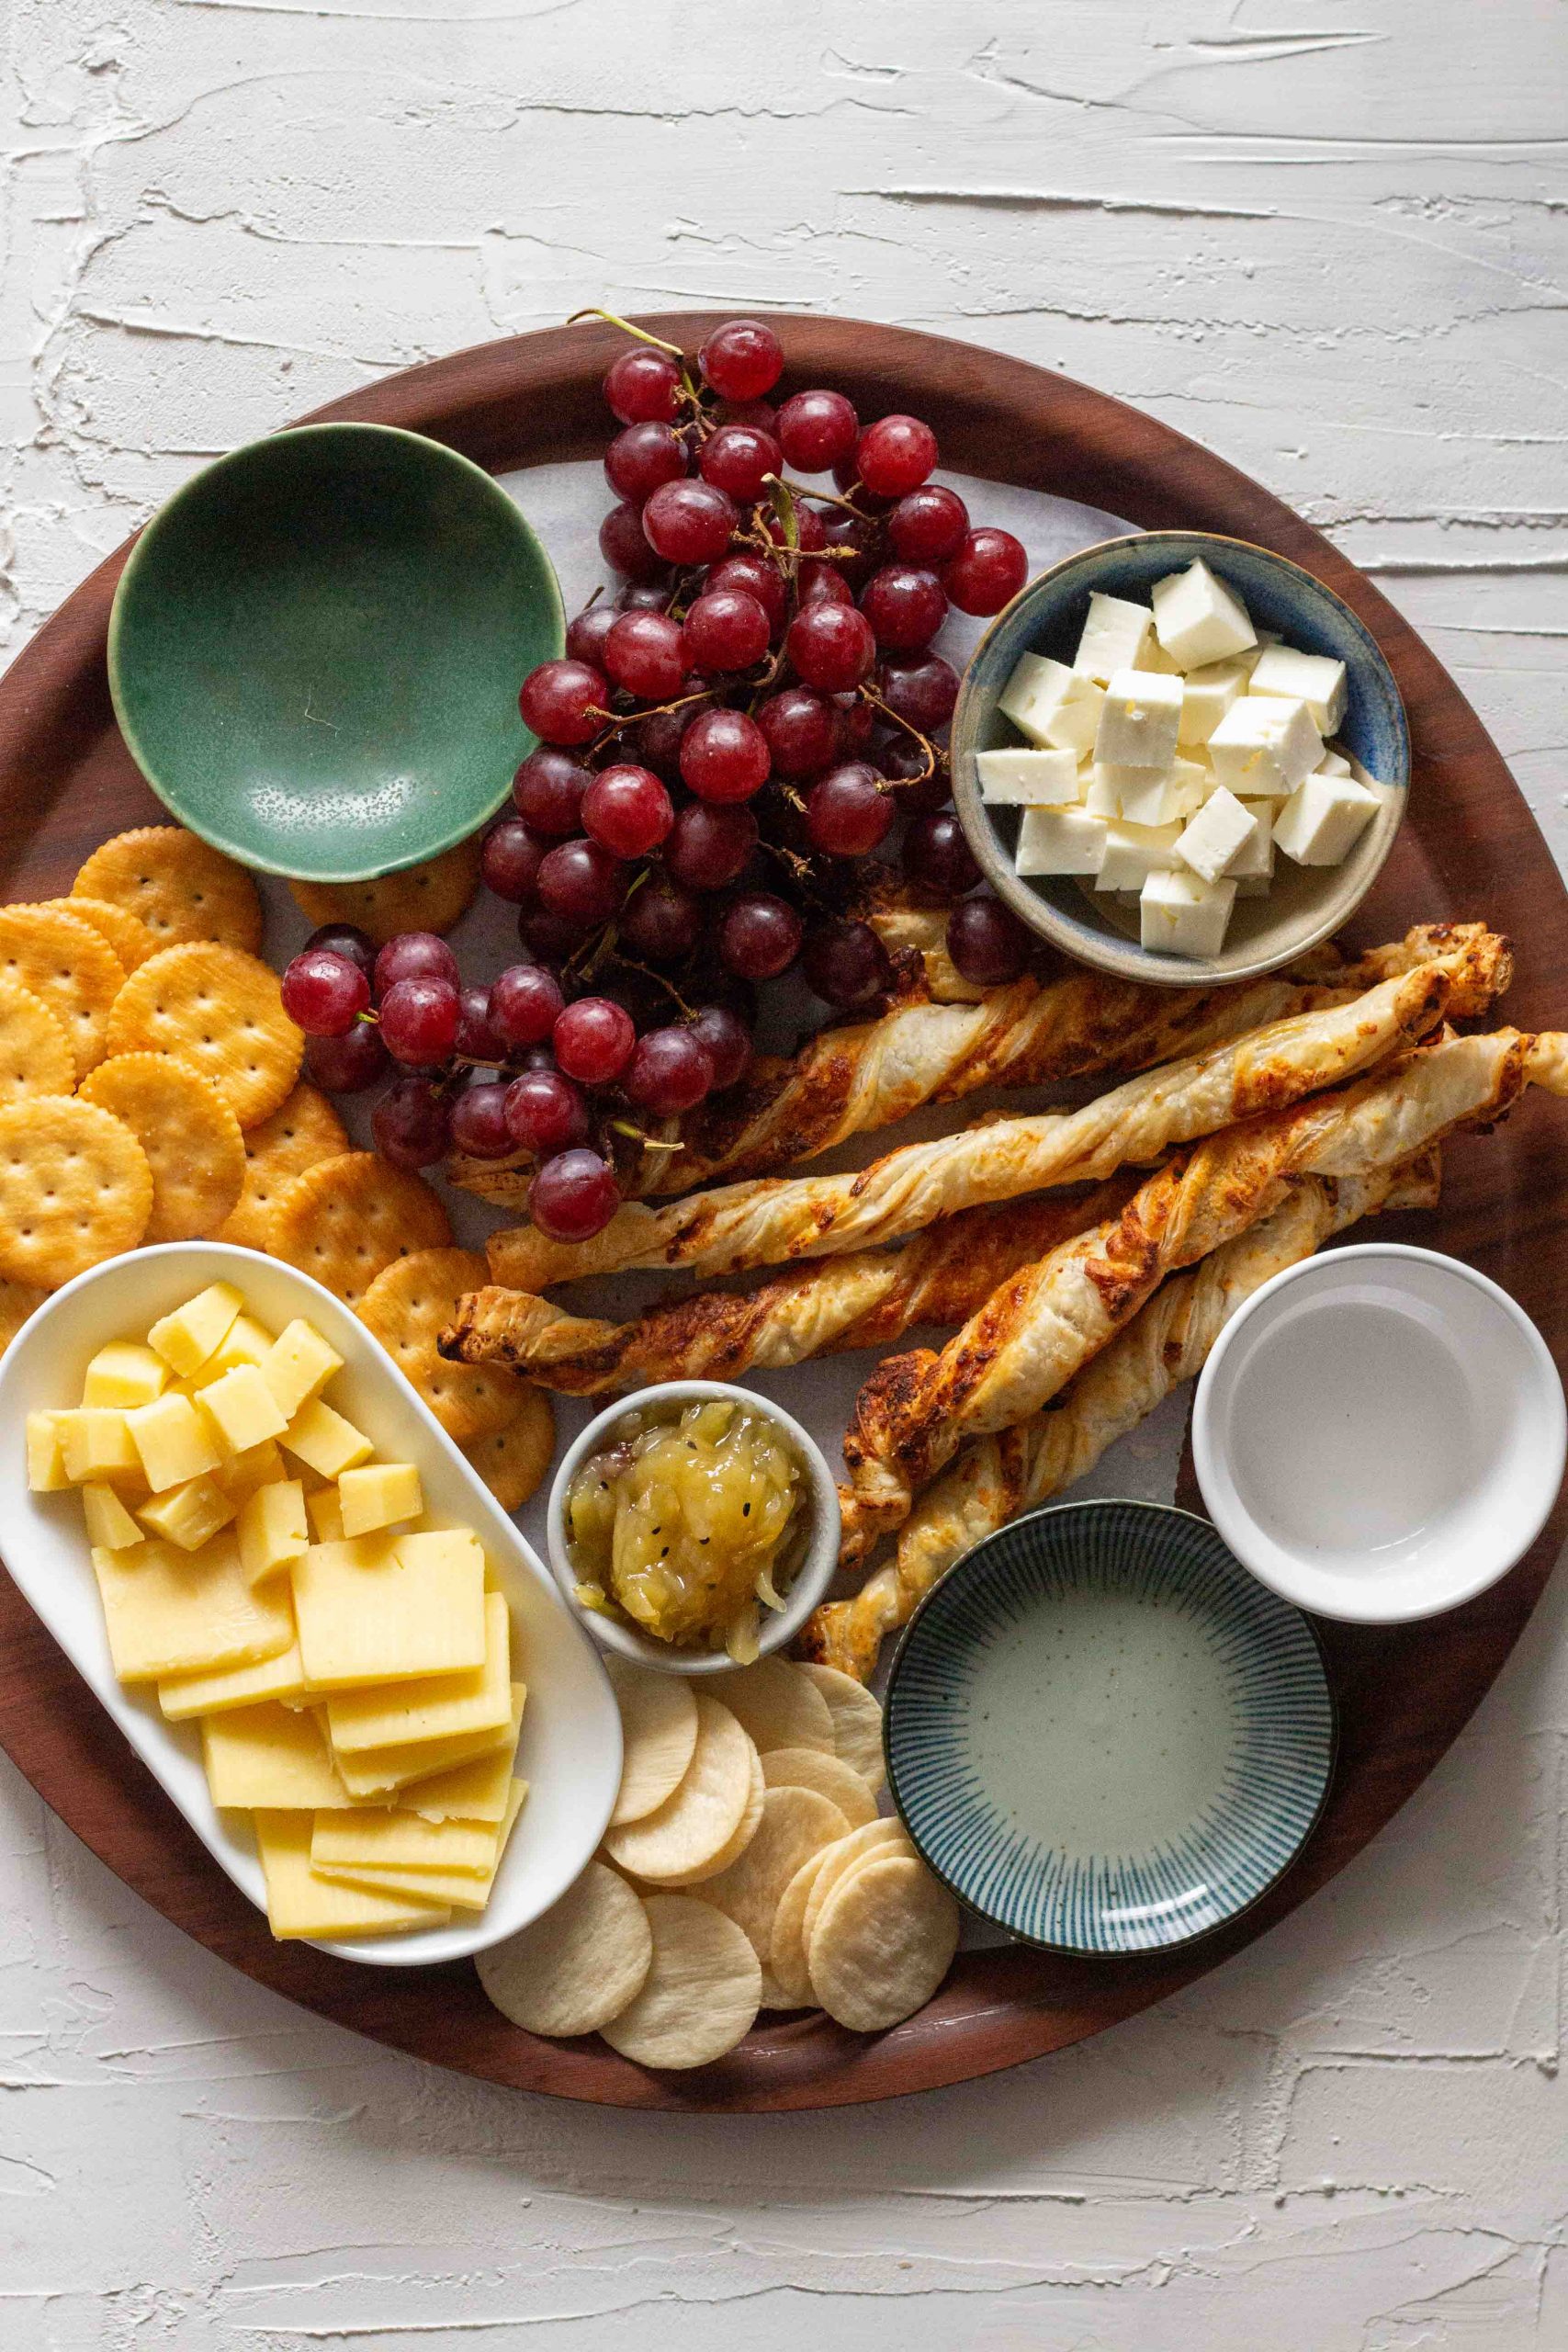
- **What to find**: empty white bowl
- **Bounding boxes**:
[0,1241,622,1966]
[546,1380,841,1676]
[1192,1244,1565,1623]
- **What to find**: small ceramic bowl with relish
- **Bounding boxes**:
[545,1381,841,1676]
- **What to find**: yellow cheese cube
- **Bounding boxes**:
[237,1478,309,1587]
[148,1283,245,1378]
[261,1319,344,1420]
[92,1533,294,1683]
[137,1475,237,1553]
[158,1636,310,1719]
[213,1437,288,1503]
[305,1486,344,1544]
[26,1412,70,1492]
[197,1363,288,1458]
[206,1313,276,1375]
[83,1341,167,1410]
[325,1579,505,1752]
[338,1463,423,1538]
[82,1482,147,1551]
[252,1812,449,1939]
[292,1529,486,1689]
[202,1703,362,1809]
[125,1393,221,1491]
[332,1683,525,1797]
[281,1397,374,1480]
[316,1782,525,1910]
[56,1408,141,1484]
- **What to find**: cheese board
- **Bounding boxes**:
[0,311,1564,2112]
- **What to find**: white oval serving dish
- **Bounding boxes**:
[0,1241,622,1966]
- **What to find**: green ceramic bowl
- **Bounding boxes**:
[108,424,564,883]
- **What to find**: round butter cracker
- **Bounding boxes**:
[38,895,157,972]
[74,826,264,955]
[0,1095,152,1286]
[79,1052,245,1241]
[461,1389,554,1513]
[0,904,123,1080]
[0,976,74,1102]
[359,1247,524,1442]
[218,1080,347,1249]
[288,834,482,945]
[106,941,303,1128]
[269,1149,450,1308]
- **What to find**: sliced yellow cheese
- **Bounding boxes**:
[83,1482,148,1551]
[310,1805,500,1877]
[158,1636,310,1720]
[148,1283,244,1378]
[137,1475,237,1553]
[252,1811,449,1939]
[316,1781,526,1910]
[126,1393,220,1491]
[27,1412,70,1492]
[92,1532,294,1683]
[206,1313,276,1375]
[197,1363,289,1457]
[261,1319,343,1420]
[338,1462,423,1538]
[213,1437,288,1503]
[333,1682,525,1798]
[291,1528,486,1689]
[202,1702,362,1810]
[281,1396,374,1480]
[325,1586,509,1752]
[237,1478,309,1587]
[56,1408,141,1483]
[305,1486,344,1544]
[83,1341,167,1410]
[400,1738,518,1825]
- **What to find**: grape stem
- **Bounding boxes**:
[775,474,875,522]
[569,307,702,406]
[608,1119,682,1154]
[613,952,696,1018]
[859,685,939,785]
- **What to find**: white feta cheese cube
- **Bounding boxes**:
[1150,560,1257,670]
[997,653,1106,753]
[1207,695,1324,798]
[1229,803,1277,881]
[1094,820,1183,892]
[1177,656,1249,747]
[1248,644,1348,734]
[1015,807,1107,876]
[1074,593,1156,684]
[1173,786,1260,885]
[1093,668,1184,775]
[1314,748,1352,778]
[1114,756,1209,830]
[1140,869,1237,960]
[976,747,1082,806]
[1272,773,1381,865]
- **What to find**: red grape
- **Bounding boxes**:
[861,564,947,652]
[519,907,590,966]
[604,609,685,700]
[520,658,607,746]
[786,600,875,693]
[624,1024,715,1115]
[643,479,736,566]
[455,983,504,1063]
[581,763,673,858]
[775,388,858,472]
[878,651,960,731]
[604,345,682,426]
[680,705,771,803]
[877,736,952,816]
[682,587,770,673]
[378,975,459,1068]
[450,1079,515,1159]
[636,702,692,777]
[797,560,852,608]
[504,1068,590,1155]
[805,763,894,857]
[687,1002,753,1091]
[372,1075,452,1169]
[832,692,876,758]
[714,396,777,434]
[536,837,626,926]
[513,746,590,836]
[305,1023,389,1094]
[529,1148,620,1242]
[604,421,687,503]
[554,994,636,1084]
[697,319,784,402]
[803,919,895,1010]
[490,961,564,1050]
[698,423,782,503]
[947,894,1032,986]
[757,684,837,777]
[904,808,980,898]
[855,414,938,499]
[617,577,674,613]
[818,508,885,590]
[565,603,620,669]
[717,890,802,979]
[599,501,668,582]
[761,502,826,553]
[374,932,459,995]
[705,553,786,635]
[302,922,375,980]
[617,871,702,962]
[667,799,757,890]
[888,485,970,566]
[281,948,369,1037]
[481,814,547,904]
[945,527,1028,616]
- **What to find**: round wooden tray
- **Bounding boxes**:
[1,314,1563,2115]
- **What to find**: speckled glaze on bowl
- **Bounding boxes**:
[951,530,1409,988]
[108,423,564,883]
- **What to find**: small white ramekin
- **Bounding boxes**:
[546,1380,841,1676]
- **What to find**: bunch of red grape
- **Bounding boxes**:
[281,314,1036,1242]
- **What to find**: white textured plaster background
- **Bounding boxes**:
[3,2,1568,2344]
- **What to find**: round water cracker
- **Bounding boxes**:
[599,1893,761,2070]
[799,1662,886,1793]
[757,1966,812,2013]
[697,1783,851,1965]
[79,1053,245,1242]
[0,1276,49,1357]
[218,1080,347,1249]
[705,1657,835,1757]
[74,826,264,955]
[769,1849,831,2007]
[106,942,303,1127]
[476,1860,652,2039]
[802,1816,913,1953]
[605,1658,700,1829]
[761,1747,877,1831]
[462,1389,554,1512]
[604,1696,756,1885]
[0,904,122,1080]
[359,1248,523,1442]
[288,833,482,945]
[265,1150,451,1308]
[0,1095,152,1286]
[807,1852,961,2033]
[38,896,157,972]
[657,1740,763,1887]
[0,978,73,1102]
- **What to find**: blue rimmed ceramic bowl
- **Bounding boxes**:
[883,1499,1335,1956]
[951,529,1409,988]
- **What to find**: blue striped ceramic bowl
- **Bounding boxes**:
[883,1500,1335,1956]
